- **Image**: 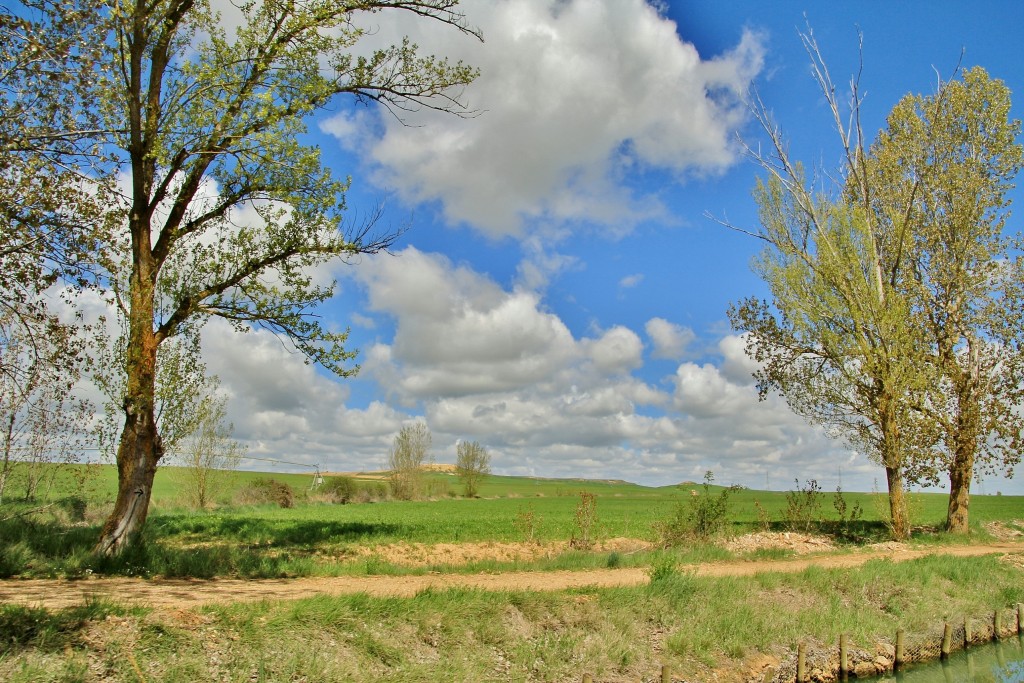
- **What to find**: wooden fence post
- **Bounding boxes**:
[661,664,670,683]
[761,665,776,683]
[965,618,972,647]
[1018,603,1023,635]
[839,633,848,678]
[894,629,905,668]
[582,674,592,683]
[797,642,807,683]
[995,610,1003,640]
[941,622,952,659]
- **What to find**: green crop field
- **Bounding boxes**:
[1,462,1021,580]
[2,462,1023,683]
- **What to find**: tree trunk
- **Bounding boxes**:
[95,218,162,555]
[95,412,161,554]
[945,396,978,534]
[945,343,981,534]
[946,451,973,534]
[95,337,163,554]
[885,465,910,540]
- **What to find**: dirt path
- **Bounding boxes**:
[2,542,1021,611]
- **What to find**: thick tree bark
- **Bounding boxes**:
[944,343,981,534]
[95,207,162,555]
[95,330,162,554]
[945,396,979,534]
[946,449,973,534]
[877,387,911,541]
[95,409,161,554]
[885,465,910,541]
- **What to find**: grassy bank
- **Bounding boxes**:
[2,554,1022,682]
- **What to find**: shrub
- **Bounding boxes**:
[784,478,823,532]
[832,485,864,538]
[320,476,358,504]
[514,504,542,544]
[236,478,293,508]
[569,491,598,549]
[754,499,772,532]
[657,471,737,545]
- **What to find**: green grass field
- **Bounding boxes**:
[1,463,1021,579]
[2,463,1023,682]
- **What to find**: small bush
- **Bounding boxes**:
[514,504,542,544]
[647,555,678,583]
[319,476,358,504]
[569,491,598,549]
[236,478,294,508]
[754,499,772,532]
[657,471,737,545]
[832,485,865,539]
[784,478,823,532]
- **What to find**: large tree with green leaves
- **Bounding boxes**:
[1,0,107,390]
[726,31,927,539]
[7,0,479,554]
[861,67,1024,532]
[728,31,1023,538]
[729,191,925,540]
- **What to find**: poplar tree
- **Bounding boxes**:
[728,31,1022,538]
[3,0,480,554]
[862,67,1024,532]
[726,30,925,539]
[1,0,106,390]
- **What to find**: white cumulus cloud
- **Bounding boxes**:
[322,0,765,238]
[645,317,696,360]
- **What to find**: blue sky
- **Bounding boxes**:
[186,0,1024,494]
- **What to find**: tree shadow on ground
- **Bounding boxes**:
[148,514,408,546]
[0,513,409,579]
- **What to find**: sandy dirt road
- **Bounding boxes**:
[1,542,1020,611]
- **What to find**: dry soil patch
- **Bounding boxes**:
[1,541,1020,612]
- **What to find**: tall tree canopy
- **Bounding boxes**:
[0,0,105,390]
[861,67,1024,531]
[3,0,480,553]
[730,31,1022,537]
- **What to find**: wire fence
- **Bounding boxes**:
[568,605,1024,682]
[764,603,1024,683]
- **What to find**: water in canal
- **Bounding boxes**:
[871,634,1024,682]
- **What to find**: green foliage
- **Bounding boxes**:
[320,476,359,504]
[658,472,737,544]
[455,440,490,498]
[237,478,294,509]
[570,491,598,549]
[863,67,1024,533]
[389,422,432,501]
[783,478,823,532]
[647,555,679,584]
[49,0,482,553]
